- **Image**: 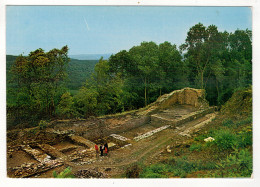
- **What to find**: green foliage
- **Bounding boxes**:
[139,163,168,178]
[57,92,79,118]
[189,143,202,152]
[7,46,70,127]
[125,165,141,178]
[236,116,252,126]
[75,86,99,117]
[222,119,234,128]
[38,120,48,130]
[6,23,252,127]
[194,134,208,142]
[213,130,238,150]
[140,158,201,178]
[237,126,252,148]
[53,167,75,178]
[221,86,252,117]
[213,149,252,177]
[74,58,124,117]
[67,59,98,90]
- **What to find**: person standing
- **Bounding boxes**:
[100,145,103,156]
[95,144,99,158]
[104,146,108,156]
[104,142,109,153]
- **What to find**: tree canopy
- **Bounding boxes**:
[7,23,252,129]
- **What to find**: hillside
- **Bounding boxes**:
[6,55,98,93]
[69,53,112,60]
[67,58,98,90]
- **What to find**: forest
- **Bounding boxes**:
[6,23,252,129]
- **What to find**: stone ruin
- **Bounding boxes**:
[7,87,215,178]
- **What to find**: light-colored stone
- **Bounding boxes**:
[110,134,129,141]
[204,137,215,142]
[133,125,170,141]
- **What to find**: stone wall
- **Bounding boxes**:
[152,87,209,110]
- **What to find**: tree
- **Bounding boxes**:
[74,57,124,117]
[158,41,187,92]
[182,23,223,89]
[9,46,69,126]
[129,41,159,106]
[56,92,78,118]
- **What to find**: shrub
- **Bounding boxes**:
[38,120,48,130]
[236,116,252,126]
[194,134,208,141]
[214,130,238,150]
[53,167,75,178]
[215,149,252,177]
[139,163,167,178]
[222,119,234,128]
[238,127,252,148]
[125,165,140,178]
[174,158,198,174]
[199,162,217,170]
[189,143,202,152]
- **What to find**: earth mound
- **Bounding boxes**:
[221,86,252,118]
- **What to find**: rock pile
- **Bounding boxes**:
[133,125,170,141]
[74,169,106,178]
[110,134,129,141]
[9,160,63,178]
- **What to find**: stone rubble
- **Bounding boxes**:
[133,125,170,141]
[120,144,132,149]
[21,145,52,163]
[110,134,129,141]
[9,159,63,178]
[74,169,107,178]
[180,114,216,137]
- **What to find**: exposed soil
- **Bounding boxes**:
[7,88,216,178]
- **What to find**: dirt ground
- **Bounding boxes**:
[7,88,214,178]
[7,107,215,178]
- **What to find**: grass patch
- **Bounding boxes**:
[207,149,252,177]
[213,130,238,150]
[222,119,234,128]
[189,143,202,152]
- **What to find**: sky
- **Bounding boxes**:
[6,6,252,55]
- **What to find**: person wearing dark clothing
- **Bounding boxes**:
[104,142,109,153]
[100,145,103,156]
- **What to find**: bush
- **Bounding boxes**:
[174,158,198,174]
[189,143,202,152]
[215,149,252,177]
[139,163,167,178]
[214,130,238,150]
[53,167,75,178]
[236,116,252,126]
[238,126,252,148]
[194,134,208,141]
[199,162,217,170]
[125,165,140,178]
[222,119,234,128]
[38,120,48,130]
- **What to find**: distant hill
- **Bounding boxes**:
[6,55,98,93]
[69,53,112,60]
[68,58,98,90]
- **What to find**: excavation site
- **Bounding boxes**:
[7,88,217,178]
